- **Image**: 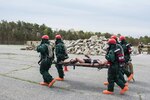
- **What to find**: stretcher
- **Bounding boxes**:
[56,60,109,70]
[58,60,135,81]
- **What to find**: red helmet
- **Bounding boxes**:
[42,35,49,39]
[108,38,116,44]
[55,34,62,39]
[111,35,117,40]
[119,36,126,41]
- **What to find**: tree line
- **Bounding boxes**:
[0,20,149,45]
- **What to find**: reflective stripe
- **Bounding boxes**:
[114,48,120,52]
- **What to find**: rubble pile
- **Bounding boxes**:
[65,35,108,55]
[24,35,139,55]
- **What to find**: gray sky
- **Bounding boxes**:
[0,0,150,37]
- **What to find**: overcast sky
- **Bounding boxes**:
[0,0,150,37]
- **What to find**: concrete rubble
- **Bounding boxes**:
[24,35,139,55]
[24,35,108,55]
[65,35,108,55]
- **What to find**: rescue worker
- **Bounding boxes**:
[111,35,127,84]
[37,35,56,87]
[55,34,69,81]
[103,38,128,95]
[138,42,143,54]
[104,35,127,86]
[119,36,134,81]
[148,46,150,54]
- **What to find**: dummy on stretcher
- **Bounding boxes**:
[55,56,109,70]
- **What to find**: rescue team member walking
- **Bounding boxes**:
[104,35,127,86]
[119,36,134,81]
[55,34,69,81]
[111,35,128,84]
[37,35,56,87]
[103,38,128,95]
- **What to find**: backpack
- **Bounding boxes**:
[45,44,54,59]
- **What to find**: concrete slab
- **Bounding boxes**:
[0,45,150,100]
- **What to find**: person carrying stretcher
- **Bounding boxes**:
[103,38,128,95]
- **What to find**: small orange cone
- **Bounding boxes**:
[64,66,68,72]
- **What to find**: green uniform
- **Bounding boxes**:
[116,44,126,84]
[106,44,125,92]
[55,39,68,78]
[107,42,126,84]
[37,39,54,83]
[120,40,132,77]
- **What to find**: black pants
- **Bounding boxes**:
[56,59,64,78]
[107,67,125,92]
[40,58,53,83]
[119,69,127,83]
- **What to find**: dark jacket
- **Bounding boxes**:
[120,40,131,62]
[37,39,50,59]
[105,44,119,69]
[55,39,68,61]
[37,39,54,61]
